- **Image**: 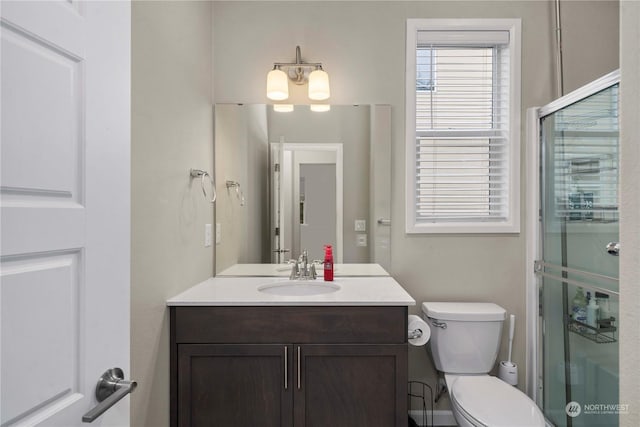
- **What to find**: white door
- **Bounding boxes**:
[298,163,337,261]
[285,144,343,262]
[1,1,130,426]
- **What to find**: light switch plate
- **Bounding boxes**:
[356,234,367,247]
[355,219,366,232]
[205,224,212,247]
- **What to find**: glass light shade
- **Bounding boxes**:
[273,104,294,113]
[310,104,331,112]
[267,68,289,101]
[308,69,330,101]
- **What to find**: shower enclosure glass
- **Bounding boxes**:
[537,72,619,427]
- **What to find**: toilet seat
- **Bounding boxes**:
[447,375,545,427]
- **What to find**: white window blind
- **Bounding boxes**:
[406,20,521,233]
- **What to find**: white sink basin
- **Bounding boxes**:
[258,280,341,296]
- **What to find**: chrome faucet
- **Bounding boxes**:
[289,250,316,280]
[289,260,299,280]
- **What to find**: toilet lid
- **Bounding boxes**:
[450,376,545,427]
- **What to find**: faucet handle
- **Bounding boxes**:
[310,264,317,279]
[289,262,299,280]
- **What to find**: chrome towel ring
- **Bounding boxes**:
[190,169,216,203]
[226,180,245,206]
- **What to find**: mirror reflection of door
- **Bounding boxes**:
[296,161,336,261]
[271,143,343,263]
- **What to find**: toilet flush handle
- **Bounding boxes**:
[430,318,447,329]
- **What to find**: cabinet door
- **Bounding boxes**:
[178,344,292,427]
[294,344,408,427]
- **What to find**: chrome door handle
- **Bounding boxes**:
[606,242,620,256]
[377,218,391,226]
[82,368,137,423]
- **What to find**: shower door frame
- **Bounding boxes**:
[525,69,620,408]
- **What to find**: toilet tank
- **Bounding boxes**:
[422,302,506,374]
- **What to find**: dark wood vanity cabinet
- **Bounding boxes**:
[170,306,408,427]
[177,343,292,426]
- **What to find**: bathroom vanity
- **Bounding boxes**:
[167,275,415,427]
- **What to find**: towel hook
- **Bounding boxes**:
[190,169,216,203]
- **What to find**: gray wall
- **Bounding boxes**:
[131,2,213,426]
[619,0,640,424]
[212,0,619,410]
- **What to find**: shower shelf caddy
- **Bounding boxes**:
[567,317,617,344]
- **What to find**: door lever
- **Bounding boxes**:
[82,368,137,423]
[606,242,620,256]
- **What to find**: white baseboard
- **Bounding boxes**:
[408,409,457,426]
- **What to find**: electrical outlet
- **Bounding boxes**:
[205,224,212,247]
[355,219,366,232]
[215,223,221,244]
[356,234,367,247]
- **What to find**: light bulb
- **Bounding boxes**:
[267,68,289,101]
[308,68,330,101]
[273,104,294,112]
[310,104,330,112]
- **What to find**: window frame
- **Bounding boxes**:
[405,18,522,234]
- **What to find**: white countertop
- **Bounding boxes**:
[217,263,389,277]
[166,276,415,307]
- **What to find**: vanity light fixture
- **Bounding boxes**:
[308,67,330,101]
[310,104,331,112]
[266,67,288,101]
[273,104,294,113]
[266,46,330,102]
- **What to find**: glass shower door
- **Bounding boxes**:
[539,80,619,427]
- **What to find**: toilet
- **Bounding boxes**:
[422,302,545,427]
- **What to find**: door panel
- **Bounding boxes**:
[1,23,82,195]
[299,163,336,261]
[1,253,81,425]
[541,84,620,282]
[178,344,293,427]
[295,344,407,427]
[1,1,130,425]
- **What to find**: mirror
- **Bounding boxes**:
[214,104,391,274]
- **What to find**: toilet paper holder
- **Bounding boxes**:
[407,314,430,347]
[408,328,423,340]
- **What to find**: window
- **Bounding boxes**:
[416,48,435,91]
[405,19,521,233]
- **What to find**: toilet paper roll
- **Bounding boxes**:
[408,314,431,346]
